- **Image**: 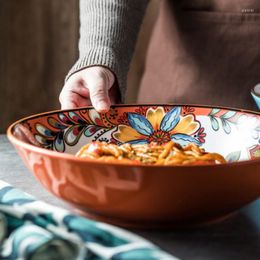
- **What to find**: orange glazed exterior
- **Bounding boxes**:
[7,104,260,227]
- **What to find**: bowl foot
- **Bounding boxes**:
[70,207,237,229]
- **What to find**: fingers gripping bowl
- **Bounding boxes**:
[7,105,260,228]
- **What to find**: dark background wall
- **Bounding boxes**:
[0,0,158,133]
[0,0,79,132]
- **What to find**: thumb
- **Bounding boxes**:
[84,67,115,113]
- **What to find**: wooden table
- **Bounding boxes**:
[1,134,259,259]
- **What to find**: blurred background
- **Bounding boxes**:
[0,0,158,133]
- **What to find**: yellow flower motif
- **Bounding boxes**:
[113,107,201,146]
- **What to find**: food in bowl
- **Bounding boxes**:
[76,141,226,165]
[7,104,260,228]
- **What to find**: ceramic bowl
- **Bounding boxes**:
[251,84,260,110]
[7,105,260,228]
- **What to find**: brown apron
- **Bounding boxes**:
[138,0,260,110]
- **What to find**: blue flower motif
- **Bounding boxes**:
[113,107,202,146]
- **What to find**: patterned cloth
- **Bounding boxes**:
[0,181,177,260]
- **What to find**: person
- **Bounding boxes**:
[60,0,258,112]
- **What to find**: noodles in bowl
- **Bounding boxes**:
[76,141,226,165]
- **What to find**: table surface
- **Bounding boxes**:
[0,134,259,260]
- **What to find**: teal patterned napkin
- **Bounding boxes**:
[0,181,177,260]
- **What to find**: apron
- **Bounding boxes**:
[138,0,260,110]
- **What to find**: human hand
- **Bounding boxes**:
[59,66,119,113]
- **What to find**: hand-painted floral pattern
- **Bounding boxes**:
[113,107,203,146]
[35,110,114,152]
[249,145,260,159]
[225,151,241,162]
[208,109,238,134]
[23,105,259,162]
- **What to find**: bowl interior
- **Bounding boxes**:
[12,105,260,163]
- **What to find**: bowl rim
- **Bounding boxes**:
[251,85,260,98]
[7,103,260,168]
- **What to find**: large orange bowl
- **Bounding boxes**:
[7,104,260,228]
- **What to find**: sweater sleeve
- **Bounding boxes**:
[66,0,149,102]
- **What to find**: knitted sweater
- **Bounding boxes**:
[66,0,149,101]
